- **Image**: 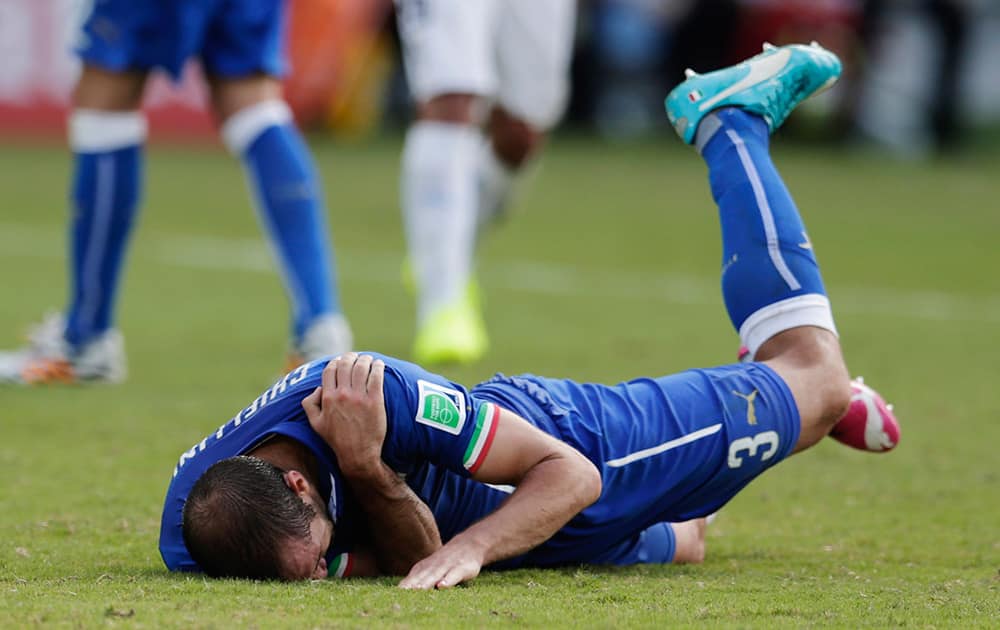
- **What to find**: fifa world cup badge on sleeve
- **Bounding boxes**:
[415,380,467,434]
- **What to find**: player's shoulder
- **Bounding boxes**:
[357,351,475,430]
[355,351,456,390]
[356,351,421,372]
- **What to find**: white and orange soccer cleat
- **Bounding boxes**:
[828,377,900,452]
[0,313,126,385]
[285,313,354,371]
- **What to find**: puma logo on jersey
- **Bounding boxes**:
[733,389,759,425]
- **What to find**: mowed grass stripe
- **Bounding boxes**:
[2,221,998,325]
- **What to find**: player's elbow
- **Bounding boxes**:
[569,450,602,510]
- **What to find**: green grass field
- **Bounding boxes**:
[1,135,998,628]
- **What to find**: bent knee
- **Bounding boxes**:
[763,328,850,436]
[671,519,706,564]
[819,377,851,428]
[73,65,147,110]
[801,346,851,433]
[675,539,705,565]
[208,75,283,122]
[416,93,482,125]
[488,107,544,167]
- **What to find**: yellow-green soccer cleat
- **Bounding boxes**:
[413,296,489,365]
[401,257,484,305]
[665,41,842,145]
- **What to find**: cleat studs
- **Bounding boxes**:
[855,376,865,384]
[763,42,776,51]
[887,404,894,412]
[684,68,697,78]
[811,40,821,48]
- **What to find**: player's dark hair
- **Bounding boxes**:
[181,456,316,580]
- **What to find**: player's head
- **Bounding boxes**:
[182,456,333,580]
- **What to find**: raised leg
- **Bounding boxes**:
[666,43,898,453]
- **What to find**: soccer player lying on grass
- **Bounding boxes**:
[160,43,900,587]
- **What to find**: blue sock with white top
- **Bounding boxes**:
[222,100,342,340]
[696,107,836,358]
[64,110,145,348]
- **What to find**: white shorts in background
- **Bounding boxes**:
[395,0,577,130]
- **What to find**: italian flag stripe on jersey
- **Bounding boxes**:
[328,552,352,578]
[464,402,500,474]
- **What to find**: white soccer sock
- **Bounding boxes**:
[402,121,481,324]
[474,139,516,245]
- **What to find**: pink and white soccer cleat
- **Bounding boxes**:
[829,377,900,452]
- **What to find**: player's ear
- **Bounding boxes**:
[282,470,310,497]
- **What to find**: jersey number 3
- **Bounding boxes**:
[727,431,779,469]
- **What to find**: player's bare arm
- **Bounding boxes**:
[399,411,602,590]
[301,353,442,575]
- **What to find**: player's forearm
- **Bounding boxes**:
[452,449,601,566]
[341,460,442,575]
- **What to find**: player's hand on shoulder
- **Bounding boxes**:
[397,538,485,590]
[301,352,387,476]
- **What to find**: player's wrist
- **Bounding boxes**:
[448,529,491,565]
[338,455,393,486]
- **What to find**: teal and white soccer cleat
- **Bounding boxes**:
[665,42,842,145]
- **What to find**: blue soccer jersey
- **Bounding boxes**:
[158,354,513,574]
[159,362,362,572]
[470,363,801,567]
[76,0,287,80]
[159,354,801,573]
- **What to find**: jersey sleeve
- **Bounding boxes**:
[372,353,501,478]
[326,552,355,578]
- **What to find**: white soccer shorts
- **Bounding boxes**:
[395,0,576,130]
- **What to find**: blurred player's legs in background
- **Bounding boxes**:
[209,74,352,370]
[395,0,576,365]
[0,64,147,384]
[665,43,899,453]
[0,0,351,385]
[0,65,150,384]
[855,0,971,157]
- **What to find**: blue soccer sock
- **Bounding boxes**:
[64,110,146,348]
[222,101,342,341]
[697,108,836,358]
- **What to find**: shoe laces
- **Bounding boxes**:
[761,73,810,128]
